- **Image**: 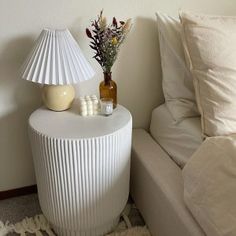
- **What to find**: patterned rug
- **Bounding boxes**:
[0,214,150,236]
[0,197,151,236]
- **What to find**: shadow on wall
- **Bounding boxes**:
[116,17,164,129]
[0,36,41,190]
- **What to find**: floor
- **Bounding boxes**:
[0,194,145,235]
[0,194,42,224]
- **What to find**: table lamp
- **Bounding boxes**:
[21,28,95,111]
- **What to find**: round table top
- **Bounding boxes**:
[29,103,132,139]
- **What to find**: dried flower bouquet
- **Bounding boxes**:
[86,10,131,73]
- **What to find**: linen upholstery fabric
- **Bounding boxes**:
[150,104,202,168]
[183,135,236,236]
[156,12,199,121]
[131,129,204,236]
[180,11,236,136]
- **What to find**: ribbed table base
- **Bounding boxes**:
[52,217,119,236]
[29,120,132,236]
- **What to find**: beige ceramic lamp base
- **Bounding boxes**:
[42,85,75,111]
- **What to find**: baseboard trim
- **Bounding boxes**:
[0,185,37,200]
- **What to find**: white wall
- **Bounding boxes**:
[1,0,236,191]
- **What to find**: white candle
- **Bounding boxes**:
[100,98,113,116]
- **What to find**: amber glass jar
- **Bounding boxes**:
[99,72,117,108]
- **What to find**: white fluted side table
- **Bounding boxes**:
[28,105,132,236]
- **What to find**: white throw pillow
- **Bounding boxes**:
[156,12,199,121]
[180,11,236,136]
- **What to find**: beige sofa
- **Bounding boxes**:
[130,129,205,236]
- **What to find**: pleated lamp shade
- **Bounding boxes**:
[21,28,95,85]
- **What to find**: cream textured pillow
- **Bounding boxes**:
[156,13,199,122]
[180,11,236,136]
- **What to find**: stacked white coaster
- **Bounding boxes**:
[79,95,99,116]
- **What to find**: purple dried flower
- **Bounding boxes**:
[86,28,93,39]
[113,17,117,27]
